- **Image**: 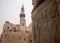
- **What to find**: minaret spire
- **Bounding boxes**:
[20,4,25,17]
[21,4,24,13]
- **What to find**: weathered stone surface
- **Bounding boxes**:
[57,0,60,16]
[32,0,59,43]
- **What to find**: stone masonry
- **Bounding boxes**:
[32,0,60,43]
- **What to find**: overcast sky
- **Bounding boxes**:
[0,0,33,34]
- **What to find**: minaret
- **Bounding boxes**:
[19,5,26,28]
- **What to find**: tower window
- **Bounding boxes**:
[24,39,25,41]
[7,26,9,29]
[22,23,24,26]
[29,40,32,43]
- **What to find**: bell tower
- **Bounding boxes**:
[19,5,26,28]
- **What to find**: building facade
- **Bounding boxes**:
[1,5,33,43]
[32,0,60,43]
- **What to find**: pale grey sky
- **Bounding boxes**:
[0,0,33,34]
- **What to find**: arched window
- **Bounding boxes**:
[24,39,25,41]
[29,40,32,43]
[7,26,9,29]
[22,23,24,26]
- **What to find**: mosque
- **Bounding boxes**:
[1,5,33,43]
[0,0,60,43]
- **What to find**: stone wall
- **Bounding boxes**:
[1,21,33,43]
[55,0,60,43]
[32,0,60,43]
